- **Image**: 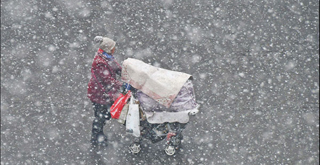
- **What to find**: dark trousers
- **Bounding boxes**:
[91,102,111,143]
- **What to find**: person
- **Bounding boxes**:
[87,36,123,146]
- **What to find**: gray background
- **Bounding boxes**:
[1,0,319,164]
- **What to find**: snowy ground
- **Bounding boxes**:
[1,0,319,164]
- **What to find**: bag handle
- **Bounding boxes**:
[130,95,133,104]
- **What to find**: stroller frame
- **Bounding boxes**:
[119,58,199,155]
[128,120,188,155]
[126,93,193,156]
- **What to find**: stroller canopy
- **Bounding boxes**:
[121,58,191,108]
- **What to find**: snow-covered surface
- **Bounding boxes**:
[1,0,319,164]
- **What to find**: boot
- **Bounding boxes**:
[91,118,108,147]
[91,132,108,147]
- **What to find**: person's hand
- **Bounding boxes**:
[124,83,131,90]
[121,83,131,94]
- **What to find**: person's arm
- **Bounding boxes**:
[113,60,122,76]
[94,64,122,91]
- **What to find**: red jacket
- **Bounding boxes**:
[87,49,123,105]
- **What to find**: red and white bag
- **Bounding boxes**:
[110,91,132,119]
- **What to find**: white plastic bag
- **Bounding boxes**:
[126,95,140,137]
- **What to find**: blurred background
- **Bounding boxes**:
[1,0,319,164]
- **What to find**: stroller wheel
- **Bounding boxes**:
[164,145,176,156]
[129,143,141,154]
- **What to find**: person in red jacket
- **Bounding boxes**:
[87,36,123,146]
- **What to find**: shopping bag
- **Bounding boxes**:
[116,103,129,124]
[110,90,131,119]
[126,95,140,137]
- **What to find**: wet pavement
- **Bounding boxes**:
[1,0,319,164]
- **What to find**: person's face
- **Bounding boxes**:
[111,47,116,55]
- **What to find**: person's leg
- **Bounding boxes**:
[91,103,111,146]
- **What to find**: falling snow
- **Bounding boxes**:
[1,0,319,164]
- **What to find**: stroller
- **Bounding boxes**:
[114,58,199,155]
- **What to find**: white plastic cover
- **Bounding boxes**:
[121,58,191,108]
